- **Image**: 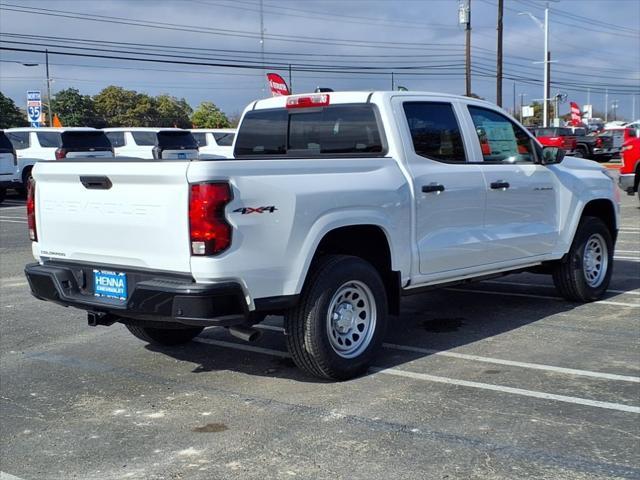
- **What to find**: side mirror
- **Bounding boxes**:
[541,146,565,165]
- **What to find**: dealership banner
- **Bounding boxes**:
[266,73,290,96]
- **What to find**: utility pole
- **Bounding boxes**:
[496,0,503,106]
[633,95,636,121]
[45,49,52,126]
[605,88,608,122]
[460,0,472,97]
[259,0,266,91]
[391,72,395,91]
[288,64,293,94]
[512,82,516,117]
[543,5,549,127]
[519,93,527,123]
[612,100,619,121]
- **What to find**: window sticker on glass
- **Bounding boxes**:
[477,121,518,160]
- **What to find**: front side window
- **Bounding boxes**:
[6,131,30,150]
[468,106,537,163]
[105,131,125,148]
[131,131,157,146]
[403,102,466,163]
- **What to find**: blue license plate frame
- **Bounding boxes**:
[93,270,128,301]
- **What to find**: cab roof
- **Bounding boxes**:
[250,91,495,110]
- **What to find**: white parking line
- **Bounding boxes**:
[447,288,640,307]
[255,325,640,383]
[1,282,28,288]
[372,368,640,414]
[0,206,25,210]
[615,250,640,254]
[0,219,27,224]
[192,339,640,414]
[0,216,25,220]
[0,472,26,480]
[483,280,640,296]
[615,256,640,261]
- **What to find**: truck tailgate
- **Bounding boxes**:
[33,161,192,272]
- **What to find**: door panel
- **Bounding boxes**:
[393,99,488,277]
[464,105,560,263]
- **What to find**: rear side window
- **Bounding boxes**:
[558,128,573,136]
[234,104,384,158]
[403,102,466,163]
[213,132,235,146]
[105,131,125,148]
[0,132,14,153]
[37,132,62,148]
[61,131,112,150]
[156,131,198,149]
[192,132,207,147]
[131,131,157,146]
[535,128,555,137]
[6,131,30,150]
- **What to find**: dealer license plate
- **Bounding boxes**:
[93,270,127,301]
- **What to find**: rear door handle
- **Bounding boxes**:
[80,175,112,190]
[490,181,510,190]
[422,184,445,193]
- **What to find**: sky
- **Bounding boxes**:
[0,0,639,121]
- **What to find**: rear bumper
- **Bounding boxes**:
[24,262,250,327]
[618,173,636,194]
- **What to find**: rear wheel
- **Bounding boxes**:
[0,187,5,204]
[552,216,613,302]
[125,324,204,346]
[285,255,388,380]
[572,148,585,158]
[17,167,33,197]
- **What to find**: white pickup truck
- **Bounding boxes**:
[25,91,620,380]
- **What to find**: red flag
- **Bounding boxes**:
[570,102,582,126]
[266,73,290,96]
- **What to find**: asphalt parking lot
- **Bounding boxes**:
[1,191,638,480]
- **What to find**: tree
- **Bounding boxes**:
[155,95,192,127]
[94,86,145,126]
[191,101,230,128]
[0,92,28,128]
[50,88,104,127]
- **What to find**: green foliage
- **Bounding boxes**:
[155,95,193,128]
[0,91,28,128]
[51,88,105,127]
[94,86,146,127]
[191,101,231,128]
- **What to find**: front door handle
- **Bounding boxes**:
[422,184,445,193]
[490,181,510,190]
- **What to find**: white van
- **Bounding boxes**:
[104,128,199,160]
[190,129,235,158]
[5,127,114,189]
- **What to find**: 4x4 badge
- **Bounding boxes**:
[233,206,278,214]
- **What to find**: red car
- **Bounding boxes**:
[618,137,640,200]
[533,127,577,155]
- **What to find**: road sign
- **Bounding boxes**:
[522,105,535,118]
[26,90,42,127]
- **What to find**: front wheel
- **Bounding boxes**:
[0,187,5,204]
[285,255,388,380]
[125,323,204,346]
[552,216,614,302]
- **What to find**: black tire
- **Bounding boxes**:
[572,148,585,158]
[17,168,33,197]
[125,324,204,346]
[285,255,388,380]
[552,216,614,302]
[0,187,5,204]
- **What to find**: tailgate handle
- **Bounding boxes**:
[80,176,112,190]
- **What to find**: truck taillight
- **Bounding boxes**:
[189,183,232,256]
[27,179,37,241]
[55,148,67,160]
[595,137,603,148]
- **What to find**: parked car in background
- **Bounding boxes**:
[104,128,199,160]
[533,127,577,156]
[5,127,114,192]
[190,129,235,158]
[618,137,640,200]
[0,131,20,203]
[594,127,638,159]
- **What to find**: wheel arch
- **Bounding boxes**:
[579,198,618,243]
[296,223,402,315]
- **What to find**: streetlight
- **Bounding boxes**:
[20,50,52,126]
[518,7,550,127]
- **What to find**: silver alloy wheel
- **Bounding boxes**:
[582,233,608,288]
[326,280,377,359]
